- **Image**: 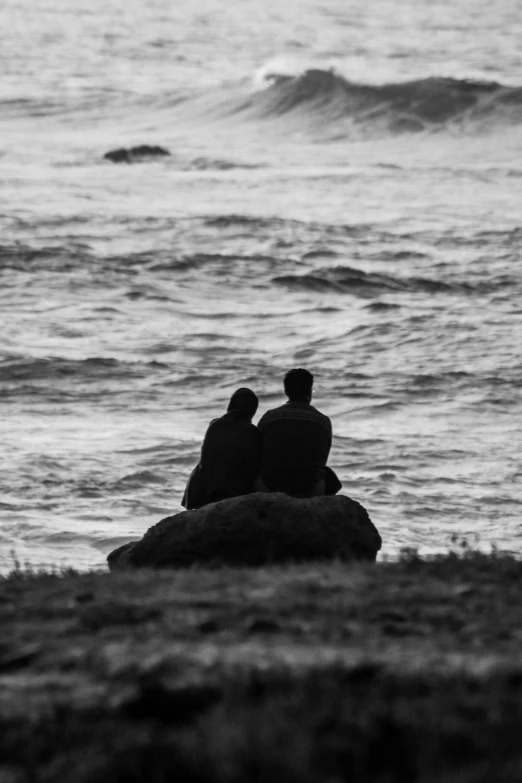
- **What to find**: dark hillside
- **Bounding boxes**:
[1,552,522,782]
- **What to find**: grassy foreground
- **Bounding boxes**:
[1,551,522,782]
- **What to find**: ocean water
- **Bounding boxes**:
[1,0,521,573]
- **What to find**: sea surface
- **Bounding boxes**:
[1,0,521,573]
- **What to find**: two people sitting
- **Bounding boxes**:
[182,368,341,510]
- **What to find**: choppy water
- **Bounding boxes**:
[1,0,521,573]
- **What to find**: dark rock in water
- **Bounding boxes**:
[107,492,381,570]
[103,145,171,163]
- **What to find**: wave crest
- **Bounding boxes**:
[271,265,514,296]
[238,70,522,136]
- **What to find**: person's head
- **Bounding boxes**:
[284,368,314,402]
[227,387,259,421]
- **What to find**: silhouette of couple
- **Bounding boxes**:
[182,368,341,510]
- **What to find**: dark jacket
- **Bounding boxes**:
[182,411,261,509]
[257,400,332,495]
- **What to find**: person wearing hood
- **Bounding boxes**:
[181,388,261,510]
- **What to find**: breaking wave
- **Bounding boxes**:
[5,68,521,143]
[224,69,522,137]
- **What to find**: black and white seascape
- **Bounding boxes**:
[1,0,521,573]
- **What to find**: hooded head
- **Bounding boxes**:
[226,387,259,421]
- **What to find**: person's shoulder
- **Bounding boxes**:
[242,420,260,434]
[230,416,260,432]
[259,401,330,428]
[259,403,283,415]
[309,403,331,421]
[206,416,224,429]
[258,403,286,424]
[247,422,262,442]
[202,416,220,438]
[306,403,332,432]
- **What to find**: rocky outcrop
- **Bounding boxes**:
[103,145,171,163]
[107,492,381,570]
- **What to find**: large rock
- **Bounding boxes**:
[107,493,381,570]
[103,145,170,163]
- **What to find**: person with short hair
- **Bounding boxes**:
[182,388,261,509]
[257,369,341,498]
